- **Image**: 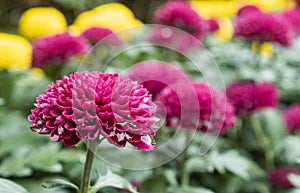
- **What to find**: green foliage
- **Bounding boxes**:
[0,178,28,193]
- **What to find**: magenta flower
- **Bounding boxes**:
[237,5,261,17]
[268,167,300,188]
[156,82,236,134]
[28,72,158,150]
[32,32,89,68]
[283,104,300,134]
[226,81,279,117]
[81,27,122,45]
[154,1,218,38]
[234,9,294,47]
[126,61,190,98]
[280,8,300,35]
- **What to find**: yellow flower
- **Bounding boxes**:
[30,68,45,80]
[242,0,290,12]
[190,0,240,19]
[215,18,234,42]
[72,3,143,37]
[0,33,32,71]
[19,7,67,39]
[252,42,273,58]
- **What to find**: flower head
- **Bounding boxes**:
[283,104,300,134]
[237,5,261,17]
[234,9,294,47]
[155,1,218,38]
[0,33,31,70]
[32,32,89,68]
[268,167,300,188]
[126,61,190,98]
[28,72,157,150]
[81,27,122,45]
[281,8,300,35]
[226,81,279,117]
[19,7,67,40]
[156,82,236,134]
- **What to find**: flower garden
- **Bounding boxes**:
[1,0,300,193]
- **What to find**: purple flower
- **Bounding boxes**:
[154,1,218,38]
[126,61,190,98]
[234,9,294,47]
[81,27,122,45]
[268,167,300,188]
[28,72,158,150]
[32,32,89,68]
[226,81,279,117]
[283,104,300,134]
[156,82,236,134]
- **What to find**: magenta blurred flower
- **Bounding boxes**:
[156,82,236,134]
[226,81,279,117]
[234,9,294,47]
[237,5,261,17]
[28,72,158,150]
[81,27,122,45]
[126,61,190,97]
[154,1,218,38]
[280,8,300,35]
[268,167,300,188]
[32,32,89,68]
[283,104,300,134]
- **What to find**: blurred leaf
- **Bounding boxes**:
[52,0,86,9]
[0,178,28,193]
[167,186,214,193]
[139,174,166,193]
[91,169,138,193]
[164,169,178,186]
[42,179,79,192]
[275,136,300,163]
[288,174,300,189]
[16,178,69,193]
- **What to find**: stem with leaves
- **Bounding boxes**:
[181,130,192,187]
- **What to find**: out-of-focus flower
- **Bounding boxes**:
[81,27,122,45]
[72,3,142,34]
[268,167,300,188]
[156,82,236,134]
[252,42,274,57]
[280,8,300,35]
[234,8,295,47]
[190,0,239,19]
[28,72,158,150]
[237,5,261,17]
[215,18,234,42]
[226,81,279,117]
[32,32,89,68]
[30,68,45,80]
[0,33,31,70]
[155,1,218,38]
[126,61,190,98]
[243,0,290,12]
[283,104,300,134]
[19,7,67,40]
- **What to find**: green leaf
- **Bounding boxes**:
[91,170,139,193]
[167,186,214,193]
[139,174,166,193]
[275,136,300,163]
[0,178,28,193]
[288,174,300,189]
[42,179,79,193]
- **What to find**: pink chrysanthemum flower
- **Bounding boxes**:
[283,104,300,134]
[234,9,294,47]
[81,27,122,45]
[28,72,158,150]
[226,81,279,117]
[268,167,300,188]
[126,61,190,98]
[32,32,89,68]
[237,5,261,17]
[155,1,218,38]
[156,82,236,134]
[280,8,300,35]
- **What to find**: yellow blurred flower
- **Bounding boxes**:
[242,0,291,12]
[73,3,143,33]
[30,68,45,80]
[215,18,234,42]
[19,7,67,39]
[0,33,32,71]
[252,42,274,57]
[190,0,240,19]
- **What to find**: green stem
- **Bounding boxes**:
[250,115,274,171]
[181,130,192,187]
[80,140,98,193]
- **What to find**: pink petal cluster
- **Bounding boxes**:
[154,1,219,38]
[126,61,190,98]
[268,167,300,188]
[81,27,122,45]
[237,5,260,17]
[280,8,300,35]
[283,104,300,134]
[28,72,158,150]
[32,32,89,68]
[234,7,294,47]
[226,81,279,117]
[156,82,236,134]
